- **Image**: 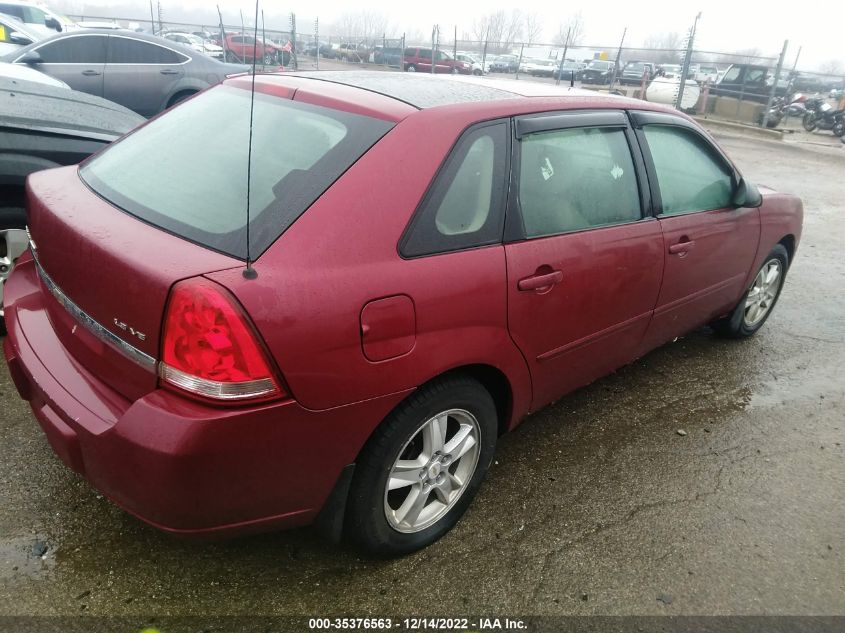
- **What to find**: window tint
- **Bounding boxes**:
[81,85,393,260]
[518,127,641,238]
[0,5,24,20]
[401,122,508,257]
[23,6,46,24]
[37,35,107,63]
[108,37,186,63]
[642,125,733,215]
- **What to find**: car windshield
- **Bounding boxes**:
[588,61,610,70]
[626,62,645,72]
[80,85,394,260]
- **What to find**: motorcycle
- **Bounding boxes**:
[802,96,845,136]
[758,93,808,128]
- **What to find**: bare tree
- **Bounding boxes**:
[640,32,682,64]
[524,12,544,45]
[554,12,585,47]
[332,10,392,42]
[818,59,844,76]
[471,10,524,52]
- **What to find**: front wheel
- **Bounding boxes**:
[406,64,416,72]
[802,112,818,131]
[711,244,789,338]
[833,119,845,137]
[345,376,498,556]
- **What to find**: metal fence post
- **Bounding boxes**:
[609,27,626,90]
[762,40,788,128]
[555,28,571,86]
[676,12,700,110]
[516,43,524,80]
[315,17,319,70]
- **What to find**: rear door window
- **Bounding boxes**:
[80,85,394,260]
[108,36,186,64]
[518,126,641,238]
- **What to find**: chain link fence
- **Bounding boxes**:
[60,13,845,128]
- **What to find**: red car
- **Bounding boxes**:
[2,73,802,555]
[217,33,285,65]
[404,47,472,74]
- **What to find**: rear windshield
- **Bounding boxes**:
[80,85,393,260]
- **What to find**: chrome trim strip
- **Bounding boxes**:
[31,250,157,372]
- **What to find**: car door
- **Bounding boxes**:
[22,34,106,96]
[105,35,187,116]
[631,111,761,351]
[504,111,664,410]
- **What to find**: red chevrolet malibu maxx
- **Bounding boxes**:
[3,72,802,555]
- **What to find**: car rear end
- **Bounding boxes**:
[2,77,408,535]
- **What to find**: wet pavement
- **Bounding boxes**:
[0,133,843,618]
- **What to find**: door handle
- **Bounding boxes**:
[518,270,563,292]
[81,69,101,76]
[669,239,696,255]
[160,69,180,75]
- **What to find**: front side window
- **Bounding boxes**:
[642,125,733,215]
[22,6,47,24]
[401,122,508,257]
[36,35,107,63]
[722,66,741,83]
[518,126,641,238]
[81,85,394,260]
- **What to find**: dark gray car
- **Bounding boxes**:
[1,30,249,116]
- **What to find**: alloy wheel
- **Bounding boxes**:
[384,409,480,533]
[743,258,782,327]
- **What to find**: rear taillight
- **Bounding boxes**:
[159,278,283,403]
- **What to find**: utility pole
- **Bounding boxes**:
[555,27,571,86]
[149,0,156,35]
[609,27,627,90]
[675,12,701,110]
[431,24,439,74]
[217,5,227,61]
[315,17,319,69]
[762,40,789,128]
[453,25,457,60]
[781,45,802,125]
[290,12,297,69]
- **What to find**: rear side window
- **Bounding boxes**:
[80,85,394,260]
[642,125,733,215]
[36,35,107,63]
[108,37,186,64]
[401,122,508,257]
[518,127,641,238]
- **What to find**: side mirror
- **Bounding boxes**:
[9,31,33,45]
[18,50,43,65]
[45,17,62,31]
[733,179,763,208]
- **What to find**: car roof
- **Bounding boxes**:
[264,71,669,116]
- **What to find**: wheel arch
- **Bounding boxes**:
[778,234,796,266]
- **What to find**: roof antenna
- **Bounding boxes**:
[243,0,261,280]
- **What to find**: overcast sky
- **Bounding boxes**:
[54,0,845,72]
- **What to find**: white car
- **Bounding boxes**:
[164,32,223,59]
[0,1,70,37]
[455,52,484,76]
[0,59,67,87]
[0,12,42,55]
[75,20,124,30]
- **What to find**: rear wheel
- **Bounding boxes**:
[167,91,196,108]
[711,244,789,338]
[406,64,416,72]
[345,376,497,556]
[833,119,845,137]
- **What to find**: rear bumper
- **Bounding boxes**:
[3,257,410,536]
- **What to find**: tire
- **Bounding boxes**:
[345,375,498,556]
[711,244,789,339]
[802,112,818,132]
[167,91,196,108]
[473,68,482,76]
[263,53,274,65]
[833,119,845,137]
[406,64,416,72]
[1,223,29,337]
